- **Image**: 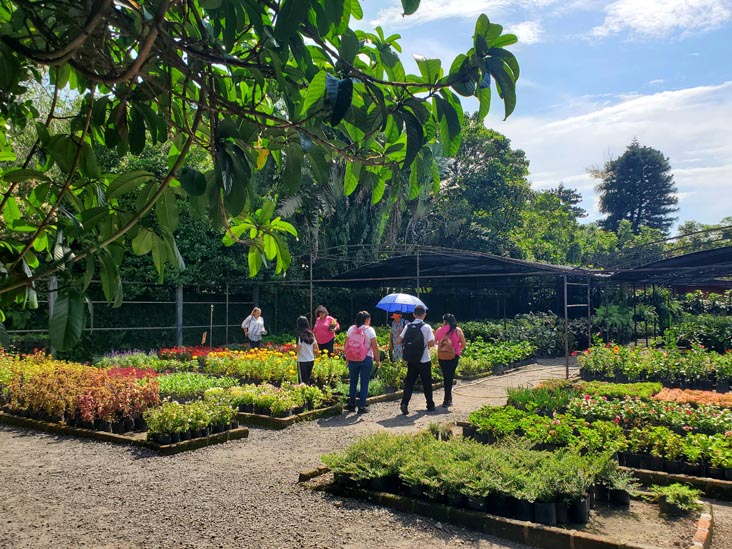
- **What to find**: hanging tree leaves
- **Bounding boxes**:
[0,1,520,349]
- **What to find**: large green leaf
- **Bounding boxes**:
[282,140,303,195]
[301,70,327,117]
[107,170,154,199]
[2,168,50,183]
[401,0,420,16]
[49,290,84,351]
[179,166,207,196]
[156,188,179,232]
[403,109,424,168]
[132,228,155,255]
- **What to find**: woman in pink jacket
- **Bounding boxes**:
[312,305,340,356]
[434,313,467,408]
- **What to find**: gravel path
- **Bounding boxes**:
[0,363,573,549]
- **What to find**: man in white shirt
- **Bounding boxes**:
[396,305,436,414]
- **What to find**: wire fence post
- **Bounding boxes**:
[176,284,183,347]
[225,283,230,345]
[563,275,569,380]
[209,304,214,349]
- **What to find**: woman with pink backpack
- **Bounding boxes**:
[344,310,381,414]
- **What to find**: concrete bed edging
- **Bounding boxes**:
[0,411,249,455]
[298,467,706,549]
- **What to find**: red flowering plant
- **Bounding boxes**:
[107,367,158,380]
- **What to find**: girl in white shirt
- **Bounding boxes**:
[295,316,319,385]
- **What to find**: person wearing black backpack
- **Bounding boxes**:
[396,305,436,415]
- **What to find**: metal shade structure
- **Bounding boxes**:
[375,293,427,313]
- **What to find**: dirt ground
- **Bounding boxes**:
[0,361,712,548]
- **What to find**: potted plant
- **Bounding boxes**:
[651,483,702,516]
[606,469,639,508]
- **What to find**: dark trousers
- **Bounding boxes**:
[298,361,315,385]
[249,339,262,349]
[438,357,459,402]
[401,360,435,409]
[320,339,335,356]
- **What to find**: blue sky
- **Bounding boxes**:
[357,0,732,230]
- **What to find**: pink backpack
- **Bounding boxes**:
[344,326,370,362]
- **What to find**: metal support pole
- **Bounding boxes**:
[416,247,420,298]
[309,252,314,324]
[48,276,57,357]
[564,275,569,379]
[632,282,637,346]
[176,284,183,347]
[587,278,592,350]
[209,304,214,349]
[225,283,230,345]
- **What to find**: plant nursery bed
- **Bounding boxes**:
[236,404,341,429]
[305,472,706,549]
[456,359,533,380]
[627,467,732,501]
[0,411,248,455]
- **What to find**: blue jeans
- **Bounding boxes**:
[348,356,373,409]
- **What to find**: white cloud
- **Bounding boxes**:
[369,0,561,27]
[649,79,665,86]
[591,0,732,39]
[499,82,732,225]
[507,21,543,44]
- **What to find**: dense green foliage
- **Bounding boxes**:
[0,0,520,350]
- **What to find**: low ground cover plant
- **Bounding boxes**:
[650,483,702,515]
[154,372,239,400]
[323,433,615,508]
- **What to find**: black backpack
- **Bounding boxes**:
[402,322,425,363]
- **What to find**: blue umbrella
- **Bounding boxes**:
[375,293,427,313]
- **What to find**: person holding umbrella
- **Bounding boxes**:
[397,305,436,414]
[389,311,409,361]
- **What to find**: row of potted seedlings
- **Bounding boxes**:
[322,432,632,527]
[578,343,732,391]
[143,399,238,445]
[456,340,536,377]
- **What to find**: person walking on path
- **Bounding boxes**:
[389,311,409,361]
[241,307,266,348]
[313,305,340,356]
[397,305,436,415]
[344,311,380,414]
[295,315,319,385]
[434,313,467,408]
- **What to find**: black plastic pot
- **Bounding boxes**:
[568,496,590,524]
[466,495,487,512]
[447,492,466,508]
[717,381,730,394]
[658,498,686,516]
[683,461,705,477]
[514,499,533,522]
[555,501,568,524]
[191,429,203,439]
[708,466,724,480]
[624,452,643,468]
[534,501,556,526]
[724,467,732,481]
[180,430,191,441]
[664,460,684,475]
[594,484,609,503]
[154,433,171,445]
[646,455,664,471]
[608,489,630,508]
